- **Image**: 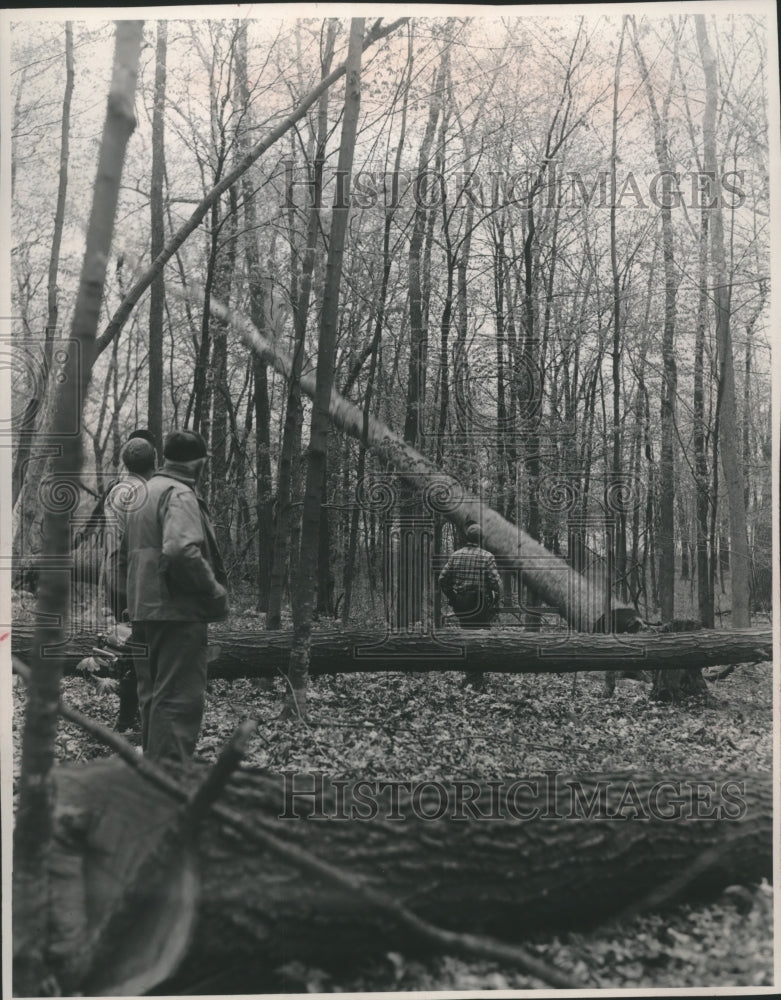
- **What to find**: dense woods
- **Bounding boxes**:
[6,9,775,996]
[10,14,772,628]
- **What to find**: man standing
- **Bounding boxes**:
[100,431,157,732]
[103,431,158,621]
[124,429,228,761]
[438,522,501,690]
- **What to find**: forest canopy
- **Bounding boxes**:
[9,12,772,633]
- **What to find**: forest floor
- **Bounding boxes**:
[10,596,776,992]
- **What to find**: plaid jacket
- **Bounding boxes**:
[438,543,502,601]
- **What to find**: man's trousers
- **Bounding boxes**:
[130,620,208,761]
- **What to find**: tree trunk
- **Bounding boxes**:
[650,666,709,703]
[12,20,75,550]
[287,18,364,713]
[609,21,628,604]
[266,23,336,631]
[44,758,772,995]
[395,42,444,631]
[12,22,74,509]
[209,187,237,555]
[696,14,751,629]
[631,21,679,623]
[343,99,409,622]
[191,198,217,436]
[694,199,714,625]
[404,50,443,451]
[12,22,143,997]
[147,20,167,450]
[94,18,409,359]
[315,460,334,617]
[13,626,771,680]
[233,24,274,608]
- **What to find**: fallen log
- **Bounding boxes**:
[46,758,772,994]
[11,625,772,678]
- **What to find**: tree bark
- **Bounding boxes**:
[147,20,167,450]
[695,14,751,629]
[12,20,74,516]
[288,18,365,713]
[209,187,237,552]
[44,758,772,994]
[609,20,628,604]
[631,19,679,623]
[403,53,442,451]
[236,25,274,610]
[342,71,410,621]
[12,22,143,997]
[265,24,337,631]
[13,625,771,680]
[694,199,714,625]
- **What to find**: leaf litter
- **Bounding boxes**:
[12,632,774,990]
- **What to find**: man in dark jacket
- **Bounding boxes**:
[123,429,228,761]
[439,522,501,690]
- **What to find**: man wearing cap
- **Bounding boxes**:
[103,433,158,621]
[438,522,501,690]
[100,433,157,732]
[123,429,229,761]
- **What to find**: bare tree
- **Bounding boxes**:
[148,20,168,449]
[287,18,365,715]
[95,18,409,358]
[13,22,143,995]
[696,13,751,628]
[630,17,680,622]
[12,21,74,513]
[266,21,338,630]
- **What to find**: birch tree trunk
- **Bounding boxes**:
[13,22,143,996]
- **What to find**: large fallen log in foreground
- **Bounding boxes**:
[12,625,772,678]
[47,758,771,994]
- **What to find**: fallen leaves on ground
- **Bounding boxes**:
[11,615,774,991]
